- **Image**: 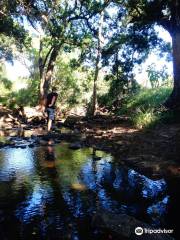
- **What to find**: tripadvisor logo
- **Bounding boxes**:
[135,227,143,235]
[135,227,174,236]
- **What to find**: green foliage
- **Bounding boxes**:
[0,56,39,108]
[118,87,173,128]
[5,47,41,108]
[0,0,175,113]
[132,109,158,129]
[0,77,12,90]
[100,2,172,112]
[0,63,13,100]
[0,0,31,62]
[0,48,39,108]
[146,63,169,88]
[1,86,38,110]
[122,87,172,112]
[0,35,14,62]
[10,87,38,108]
[52,51,94,110]
[98,72,140,109]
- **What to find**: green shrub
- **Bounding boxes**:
[121,87,172,112]
[131,109,158,129]
[118,87,174,128]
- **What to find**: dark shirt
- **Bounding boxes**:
[46,92,58,108]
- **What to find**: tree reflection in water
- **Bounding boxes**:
[0,142,177,239]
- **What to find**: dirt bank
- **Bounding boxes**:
[63,115,180,179]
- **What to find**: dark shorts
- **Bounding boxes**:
[46,108,55,120]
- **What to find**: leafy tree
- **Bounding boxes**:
[0,62,12,91]
[22,0,96,108]
[113,0,180,108]
[87,9,105,116]
[76,0,113,115]
[0,0,31,62]
[53,50,94,110]
[146,63,169,88]
[0,62,13,105]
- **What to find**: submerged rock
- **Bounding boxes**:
[0,142,5,148]
[54,139,61,143]
[69,142,83,150]
[28,143,35,148]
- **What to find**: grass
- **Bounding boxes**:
[118,87,176,128]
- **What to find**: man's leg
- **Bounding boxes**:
[47,108,55,132]
[48,119,53,132]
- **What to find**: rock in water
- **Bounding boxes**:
[69,142,82,150]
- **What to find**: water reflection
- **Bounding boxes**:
[0,148,35,182]
[147,196,169,225]
[0,143,178,239]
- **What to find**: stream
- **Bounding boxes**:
[0,134,179,239]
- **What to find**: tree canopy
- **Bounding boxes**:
[1,0,178,113]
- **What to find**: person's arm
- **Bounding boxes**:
[48,96,56,107]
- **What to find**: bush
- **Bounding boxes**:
[118,87,174,128]
[131,109,158,129]
[0,88,38,110]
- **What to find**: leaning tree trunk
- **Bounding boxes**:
[39,46,59,109]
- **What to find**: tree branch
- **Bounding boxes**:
[42,45,54,70]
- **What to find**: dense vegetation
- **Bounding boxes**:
[119,87,173,128]
[1,0,180,127]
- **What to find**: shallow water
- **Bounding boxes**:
[0,141,179,239]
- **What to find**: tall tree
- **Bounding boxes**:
[24,0,97,108]
[114,0,180,108]
[77,0,111,115]
[90,10,105,115]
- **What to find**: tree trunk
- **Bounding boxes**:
[90,11,104,116]
[39,46,59,109]
[91,50,101,116]
[165,30,180,108]
[164,0,180,109]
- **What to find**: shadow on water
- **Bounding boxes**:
[0,141,179,239]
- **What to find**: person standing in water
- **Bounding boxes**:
[46,87,58,132]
